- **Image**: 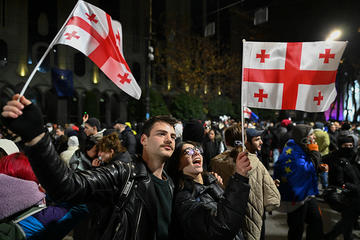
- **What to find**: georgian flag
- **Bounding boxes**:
[242,41,347,112]
[55,1,141,99]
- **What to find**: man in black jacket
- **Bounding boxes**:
[1,94,178,240]
[113,120,137,156]
[323,133,360,240]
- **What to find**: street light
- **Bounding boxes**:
[326,29,342,41]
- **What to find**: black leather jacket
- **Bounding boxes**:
[25,133,173,240]
[171,173,250,240]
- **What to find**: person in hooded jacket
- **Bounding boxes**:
[69,135,100,171]
[274,124,325,240]
[322,133,360,240]
[167,140,251,240]
[60,136,80,166]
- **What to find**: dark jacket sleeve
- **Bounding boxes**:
[124,131,137,155]
[25,133,131,205]
[174,173,250,240]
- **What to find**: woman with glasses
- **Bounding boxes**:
[166,141,251,240]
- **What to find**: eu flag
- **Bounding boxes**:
[51,67,73,97]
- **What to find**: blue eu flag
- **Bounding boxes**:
[51,67,73,97]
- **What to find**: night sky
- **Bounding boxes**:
[242,0,360,63]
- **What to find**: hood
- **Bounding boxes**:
[0,174,45,220]
[291,124,313,148]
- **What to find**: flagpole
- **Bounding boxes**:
[241,39,246,152]
[18,0,82,99]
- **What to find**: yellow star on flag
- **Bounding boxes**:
[286,159,292,164]
[286,148,292,155]
[284,166,292,174]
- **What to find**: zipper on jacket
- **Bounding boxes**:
[134,204,143,240]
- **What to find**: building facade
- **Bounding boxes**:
[0,0,148,127]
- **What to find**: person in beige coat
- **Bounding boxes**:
[211,124,280,240]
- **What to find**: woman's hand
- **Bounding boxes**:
[210,172,223,186]
[235,151,252,177]
[92,158,103,167]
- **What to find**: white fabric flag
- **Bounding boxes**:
[56,0,141,100]
[242,41,347,112]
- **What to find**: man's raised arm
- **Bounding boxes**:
[1,94,45,145]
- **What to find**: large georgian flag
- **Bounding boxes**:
[55,1,141,99]
[242,41,347,112]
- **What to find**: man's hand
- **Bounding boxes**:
[274,179,280,187]
[235,151,252,177]
[2,94,31,118]
[82,113,89,124]
[1,94,45,142]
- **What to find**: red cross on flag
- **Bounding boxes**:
[242,41,347,112]
[55,1,141,99]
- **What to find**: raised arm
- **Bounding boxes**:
[1,94,130,204]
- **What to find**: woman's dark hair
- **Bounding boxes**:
[166,140,199,190]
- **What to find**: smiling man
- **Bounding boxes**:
[1,94,178,240]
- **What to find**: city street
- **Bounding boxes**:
[266,199,360,240]
[63,199,359,240]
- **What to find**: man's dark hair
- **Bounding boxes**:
[142,115,177,136]
[87,118,101,131]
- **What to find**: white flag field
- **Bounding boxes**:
[20,0,141,100]
[242,41,347,112]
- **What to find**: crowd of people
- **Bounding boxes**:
[1,94,360,240]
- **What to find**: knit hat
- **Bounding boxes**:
[182,120,204,143]
[87,118,101,131]
[337,131,354,147]
[68,136,79,147]
[0,174,45,220]
[0,139,19,155]
[291,124,313,146]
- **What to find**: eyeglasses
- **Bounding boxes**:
[183,147,202,156]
